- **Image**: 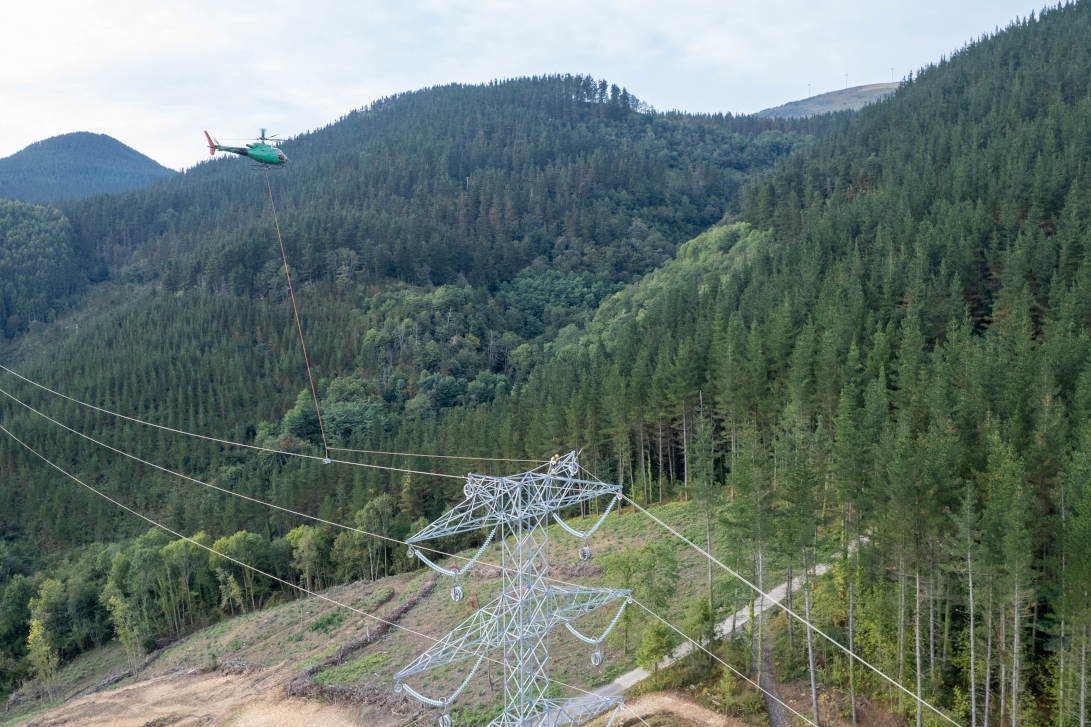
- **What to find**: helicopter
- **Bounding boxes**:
[204,129,288,166]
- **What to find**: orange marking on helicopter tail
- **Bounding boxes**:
[204,131,215,155]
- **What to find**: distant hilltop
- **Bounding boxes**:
[755,83,899,119]
[0,132,175,205]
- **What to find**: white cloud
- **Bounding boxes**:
[1,0,1042,169]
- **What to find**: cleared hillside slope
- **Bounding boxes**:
[754,82,898,118]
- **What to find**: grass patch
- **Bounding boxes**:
[355,586,394,612]
[299,643,340,670]
[307,610,345,636]
[314,653,388,685]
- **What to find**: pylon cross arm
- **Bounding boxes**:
[394,586,629,681]
[408,455,619,543]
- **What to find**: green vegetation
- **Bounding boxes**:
[0,75,824,697]
[307,609,345,635]
[64,75,822,293]
[314,652,386,685]
[0,132,175,205]
[4,5,1091,724]
[0,200,83,337]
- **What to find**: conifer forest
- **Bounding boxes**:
[4,5,1091,726]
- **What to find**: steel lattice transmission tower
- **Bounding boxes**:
[395,451,630,727]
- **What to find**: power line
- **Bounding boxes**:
[612,488,960,727]
[0,364,934,722]
[0,418,647,725]
[630,598,815,727]
[0,383,486,566]
[266,169,329,455]
[0,390,820,724]
[329,447,546,464]
[0,366,463,480]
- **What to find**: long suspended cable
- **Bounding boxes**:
[0,368,463,479]
[0,383,483,567]
[0,396,800,723]
[0,419,645,725]
[0,382,581,598]
[0,363,544,476]
[329,447,546,464]
[0,372,826,722]
[265,168,329,455]
[608,486,960,727]
[629,598,816,727]
[0,381,566,587]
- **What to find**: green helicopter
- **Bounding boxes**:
[204,129,288,166]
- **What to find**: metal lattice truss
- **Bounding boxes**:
[395,452,629,727]
[396,585,627,679]
[411,453,614,539]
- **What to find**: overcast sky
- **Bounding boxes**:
[2,0,1043,170]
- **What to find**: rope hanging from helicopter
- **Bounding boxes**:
[263,166,331,458]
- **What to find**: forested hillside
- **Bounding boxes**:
[0,133,175,206]
[0,200,83,338]
[65,76,829,293]
[0,75,828,692]
[5,4,1091,724]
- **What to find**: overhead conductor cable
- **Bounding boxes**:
[0,418,650,727]
[594,475,960,727]
[0,388,813,725]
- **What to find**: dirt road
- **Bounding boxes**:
[9,663,367,727]
[583,691,747,727]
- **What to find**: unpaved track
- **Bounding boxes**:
[585,691,746,727]
[10,663,367,727]
[595,541,862,699]
[759,618,790,727]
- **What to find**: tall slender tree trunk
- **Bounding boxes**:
[968,545,977,727]
[658,421,664,505]
[627,453,636,514]
[899,560,906,710]
[929,563,936,689]
[1060,617,1066,727]
[916,573,923,727]
[1080,624,1087,727]
[681,405,689,501]
[943,577,952,671]
[850,581,857,725]
[732,555,740,635]
[787,565,794,668]
[756,550,764,689]
[1011,580,1020,727]
[1000,608,1007,726]
[617,454,626,517]
[706,501,714,607]
[806,587,819,727]
[986,585,994,724]
[748,596,756,672]
[668,437,675,492]
[639,426,647,504]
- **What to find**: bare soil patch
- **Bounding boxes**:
[773,681,905,727]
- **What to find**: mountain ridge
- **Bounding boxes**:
[0,132,176,205]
